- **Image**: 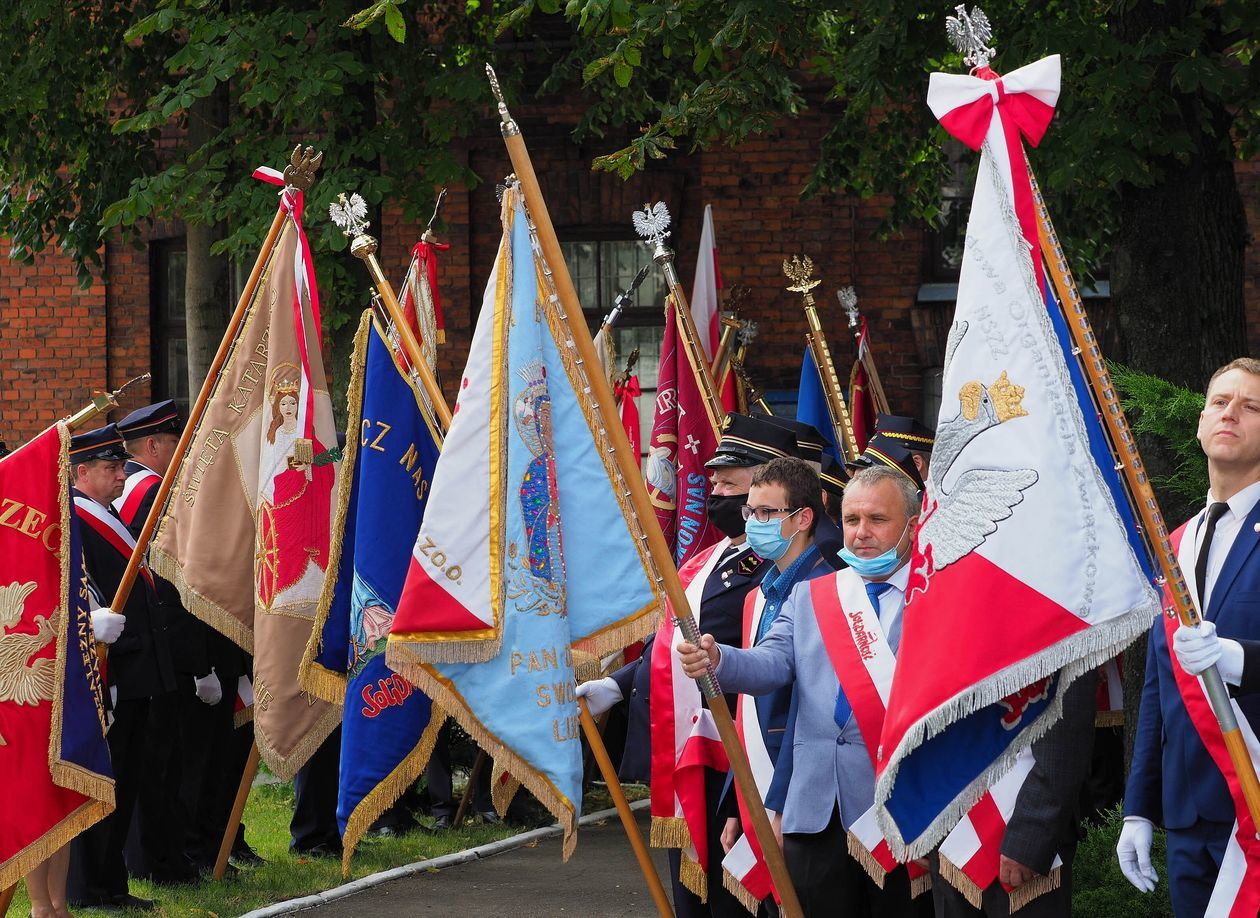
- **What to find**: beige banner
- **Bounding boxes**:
[152,216,341,778]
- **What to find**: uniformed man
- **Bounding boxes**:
[578,414,796,917]
[67,424,174,911]
[115,400,250,876]
[850,414,935,486]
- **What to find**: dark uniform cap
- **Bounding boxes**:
[850,438,923,489]
[819,453,849,498]
[704,413,797,469]
[752,413,828,464]
[872,413,935,453]
[69,424,132,462]
[116,399,184,441]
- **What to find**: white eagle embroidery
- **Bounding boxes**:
[909,322,1038,598]
[0,581,54,746]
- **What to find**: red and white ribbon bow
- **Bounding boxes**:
[926,55,1061,152]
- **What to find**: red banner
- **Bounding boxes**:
[0,424,113,888]
[645,301,718,567]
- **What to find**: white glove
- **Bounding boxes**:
[1174,621,1245,684]
[194,668,223,706]
[575,677,623,716]
[90,608,126,645]
[1116,816,1158,893]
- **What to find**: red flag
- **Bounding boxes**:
[645,301,719,567]
[0,425,114,888]
[849,317,878,453]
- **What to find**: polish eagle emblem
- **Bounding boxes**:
[0,580,54,746]
[908,322,1038,600]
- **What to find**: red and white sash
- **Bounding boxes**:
[650,538,735,898]
[74,495,154,591]
[721,587,777,912]
[937,749,1063,910]
[114,467,160,528]
[1170,522,1260,915]
[812,570,929,896]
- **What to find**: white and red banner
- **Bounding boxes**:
[650,538,734,898]
[690,204,737,415]
[722,589,775,911]
[873,54,1160,859]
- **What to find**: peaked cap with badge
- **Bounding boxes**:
[116,399,184,441]
[753,413,828,467]
[704,413,798,469]
[69,424,132,463]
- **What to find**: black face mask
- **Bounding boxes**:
[707,492,749,539]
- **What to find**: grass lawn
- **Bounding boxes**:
[13,782,645,918]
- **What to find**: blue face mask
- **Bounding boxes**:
[838,519,912,578]
[745,509,802,562]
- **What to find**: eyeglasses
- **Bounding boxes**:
[740,505,802,523]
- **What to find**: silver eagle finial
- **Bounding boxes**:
[632,202,672,249]
[329,192,370,238]
[946,5,996,70]
[837,286,860,328]
[736,320,759,347]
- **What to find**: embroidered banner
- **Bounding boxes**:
[300,311,444,870]
[0,424,114,888]
[151,172,341,777]
[388,182,660,856]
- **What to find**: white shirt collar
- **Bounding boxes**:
[1206,478,1260,524]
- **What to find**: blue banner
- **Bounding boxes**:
[305,312,443,865]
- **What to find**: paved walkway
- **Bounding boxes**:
[266,805,673,917]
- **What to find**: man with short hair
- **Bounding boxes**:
[67,424,174,911]
[718,456,833,896]
[1120,357,1260,915]
[680,465,929,917]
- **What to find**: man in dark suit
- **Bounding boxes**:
[930,674,1097,916]
[577,414,795,917]
[67,424,174,911]
[1120,358,1260,915]
[115,401,252,876]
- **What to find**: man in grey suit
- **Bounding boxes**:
[680,465,931,918]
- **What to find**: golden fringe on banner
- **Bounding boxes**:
[148,551,254,654]
[938,854,985,909]
[846,831,890,889]
[339,709,446,876]
[678,850,707,901]
[650,814,690,849]
[491,764,520,819]
[1007,866,1061,914]
[386,649,579,860]
[722,866,762,915]
[259,704,342,782]
[1,426,115,889]
[298,310,371,705]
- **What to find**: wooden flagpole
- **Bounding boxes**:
[1031,168,1260,825]
[339,206,454,430]
[0,883,15,915]
[214,742,261,880]
[578,697,675,918]
[105,145,321,619]
[452,750,489,829]
[487,66,803,918]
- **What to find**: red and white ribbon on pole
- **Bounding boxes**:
[927,55,1060,292]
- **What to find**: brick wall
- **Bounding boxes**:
[2,106,1258,444]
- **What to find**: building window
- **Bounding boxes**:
[561,238,667,459]
[151,240,189,415]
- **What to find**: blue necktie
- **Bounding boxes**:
[833,581,892,729]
